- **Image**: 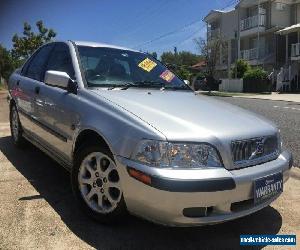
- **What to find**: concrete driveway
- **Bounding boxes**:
[0,92,299,250]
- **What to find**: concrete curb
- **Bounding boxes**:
[233,95,300,104]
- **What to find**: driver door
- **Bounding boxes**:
[37,42,79,162]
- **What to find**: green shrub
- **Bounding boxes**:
[231,59,250,78]
[243,67,268,80]
[194,72,206,79]
[175,66,193,81]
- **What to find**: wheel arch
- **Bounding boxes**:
[9,98,16,110]
[73,128,114,160]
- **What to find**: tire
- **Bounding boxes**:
[10,104,26,147]
[71,143,127,223]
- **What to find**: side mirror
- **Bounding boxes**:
[184,80,190,86]
[44,70,77,94]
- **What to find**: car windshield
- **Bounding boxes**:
[77,46,190,90]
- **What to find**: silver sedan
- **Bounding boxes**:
[8,41,293,226]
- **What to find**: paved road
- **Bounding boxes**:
[213,96,300,168]
[0,92,299,250]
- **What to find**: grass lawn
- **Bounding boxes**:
[200,91,271,97]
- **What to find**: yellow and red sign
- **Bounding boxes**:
[159,70,175,82]
[138,58,157,72]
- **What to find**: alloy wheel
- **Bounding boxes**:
[11,106,19,141]
[78,152,122,214]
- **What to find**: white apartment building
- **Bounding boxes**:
[205,8,238,75]
[204,0,300,92]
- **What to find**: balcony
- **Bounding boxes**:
[291,43,300,60]
[207,28,220,40]
[240,48,258,61]
[240,14,266,37]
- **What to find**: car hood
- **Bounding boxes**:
[91,89,278,142]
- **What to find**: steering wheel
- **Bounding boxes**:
[85,69,106,81]
[90,74,106,81]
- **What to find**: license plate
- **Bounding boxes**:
[254,172,283,204]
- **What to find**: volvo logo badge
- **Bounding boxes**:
[255,141,264,155]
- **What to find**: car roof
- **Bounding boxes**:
[72,40,139,52]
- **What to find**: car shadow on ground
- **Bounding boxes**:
[0,136,283,250]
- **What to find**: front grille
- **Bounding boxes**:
[231,136,279,168]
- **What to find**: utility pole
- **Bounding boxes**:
[228,40,231,79]
[174,46,178,55]
[237,6,240,61]
[236,5,240,79]
[257,0,261,60]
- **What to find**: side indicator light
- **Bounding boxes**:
[128,168,152,185]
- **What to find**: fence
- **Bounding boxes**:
[243,79,271,93]
[219,78,271,93]
[240,14,266,31]
[219,79,243,92]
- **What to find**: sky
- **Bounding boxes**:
[0,0,237,56]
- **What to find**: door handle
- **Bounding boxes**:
[35,86,40,94]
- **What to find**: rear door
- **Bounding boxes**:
[15,44,54,139]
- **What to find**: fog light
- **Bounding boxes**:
[183,207,213,218]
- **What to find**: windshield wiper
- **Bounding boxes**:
[106,83,138,90]
[131,81,191,91]
[118,82,140,90]
[106,81,190,91]
[162,85,191,91]
[87,82,117,88]
[120,81,166,90]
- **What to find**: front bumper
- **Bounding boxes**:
[116,151,292,226]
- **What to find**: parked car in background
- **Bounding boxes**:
[8,41,293,226]
[193,75,221,91]
[193,75,208,91]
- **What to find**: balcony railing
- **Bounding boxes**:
[240,14,266,31]
[207,28,220,40]
[240,48,258,61]
[291,43,300,58]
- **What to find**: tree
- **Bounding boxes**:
[0,21,57,82]
[194,35,226,91]
[11,20,56,61]
[150,52,157,59]
[0,44,14,82]
[160,51,203,81]
[160,51,202,67]
[160,51,178,66]
[194,35,226,79]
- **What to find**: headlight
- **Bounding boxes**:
[133,140,169,168]
[132,140,223,169]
